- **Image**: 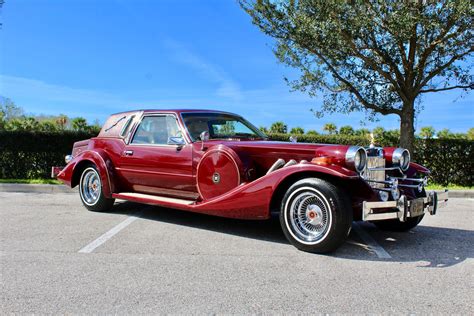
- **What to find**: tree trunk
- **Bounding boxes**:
[399,100,416,154]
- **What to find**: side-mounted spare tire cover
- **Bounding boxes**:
[196,145,244,200]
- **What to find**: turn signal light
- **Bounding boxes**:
[311,156,333,165]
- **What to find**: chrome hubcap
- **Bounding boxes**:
[306,204,323,226]
[287,189,331,243]
[81,169,101,205]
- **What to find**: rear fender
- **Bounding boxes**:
[57,150,115,198]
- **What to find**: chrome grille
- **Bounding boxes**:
[365,157,386,189]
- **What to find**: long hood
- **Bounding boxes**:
[210,140,351,171]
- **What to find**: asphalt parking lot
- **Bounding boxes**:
[1,192,473,314]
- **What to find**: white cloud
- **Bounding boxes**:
[0,74,129,109]
[163,39,243,101]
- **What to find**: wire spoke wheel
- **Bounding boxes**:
[80,168,101,206]
[286,187,332,244]
[281,178,352,253]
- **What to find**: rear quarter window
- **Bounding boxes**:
[120,115,135,137]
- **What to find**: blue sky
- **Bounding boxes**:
[0,0,472,133]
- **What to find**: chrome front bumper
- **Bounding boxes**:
[362,190,448,222]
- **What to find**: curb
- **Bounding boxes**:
[0,183,77,194]
[0,183,472,198]
[447,190,474,198]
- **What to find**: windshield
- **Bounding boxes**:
[181,112,267,142]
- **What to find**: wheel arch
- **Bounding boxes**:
[71,150,115,198]
[269,170,370,216]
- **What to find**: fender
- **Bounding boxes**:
[181,162,360,219]
[57,149,115,198]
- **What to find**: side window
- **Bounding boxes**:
[131,116,181,145]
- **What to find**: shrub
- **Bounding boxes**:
[0,131,97,179]
[0,131,472,186]
[267,133,473,186]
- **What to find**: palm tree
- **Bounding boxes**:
[290,127,305,134]
[339,125,354,135]
[71,117,88,131]
[322,123,337,135]
[419,126,435,139]
[270,121,288,134]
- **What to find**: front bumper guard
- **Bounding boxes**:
[362,190,448,222]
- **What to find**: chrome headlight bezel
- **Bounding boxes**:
[392,148,410,171]
[346,146,367,173]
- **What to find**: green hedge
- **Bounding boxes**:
[267,133,473,186]
[0,131,472,186]
[0,131,97,179]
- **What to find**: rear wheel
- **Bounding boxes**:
[79,166,115,212]
[280,178,353,253]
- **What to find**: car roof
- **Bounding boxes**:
[111,109,239,116]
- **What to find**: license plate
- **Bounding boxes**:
[410,199,425,217]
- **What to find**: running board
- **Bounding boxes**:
[112,192,195,208]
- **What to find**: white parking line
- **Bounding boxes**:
[78,213,142,253]
[352,222,392,259]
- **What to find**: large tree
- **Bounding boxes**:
[241,0,473,152]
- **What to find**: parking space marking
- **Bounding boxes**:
[352,222,392,259]
[78,212,142,253]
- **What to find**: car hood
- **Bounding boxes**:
[209,140,351,170]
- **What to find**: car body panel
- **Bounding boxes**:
[56,109,438,220]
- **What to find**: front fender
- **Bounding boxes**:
[190,163,359,219]
[57,149,115,198]
[407,162,430,177]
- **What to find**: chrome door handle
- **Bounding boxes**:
[124,150,134,156]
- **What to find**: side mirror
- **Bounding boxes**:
[200,131,210,151]
[167,136,186,146]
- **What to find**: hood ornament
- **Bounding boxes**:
[289,136,298,143]
[369,132,375,148]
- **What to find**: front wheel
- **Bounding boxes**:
[79,166,115,212]
[280,178,353,253]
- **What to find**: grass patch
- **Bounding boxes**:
[0,179,62,185]
[426,184,472,190]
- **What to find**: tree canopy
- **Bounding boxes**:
[241,0,473,152]
[290,126,305,134]
[0,98,100,133]
[270,121,288,133]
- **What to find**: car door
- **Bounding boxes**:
[116,114,196,199]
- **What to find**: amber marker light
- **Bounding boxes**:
[311,156,333,165]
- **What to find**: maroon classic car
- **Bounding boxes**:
[56,109,448,253]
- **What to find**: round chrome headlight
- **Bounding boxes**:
[392,148,410,171]
[346,146,367,173]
